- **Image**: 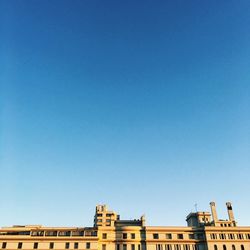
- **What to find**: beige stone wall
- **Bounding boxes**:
[0,240,98,250]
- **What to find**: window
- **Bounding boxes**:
[166,245,172,250]
[2,242,7,249]
[246,234,250,240]
[92,231,97,236]
[117,244,120,250]
[102,244,106,250]
[106,213,112,217]
[132,244,135,250]
[238,234,243,240]
[74,243,79,249]
[223,245,227,250]
[106,219,111,222]
[153,234,159,239]
[189,234,195,239]
[18,242,23,249]
[72,231,84,236]
[65,242,70,249]
[177,234,184,239]
[214,245,218,250]
[196,234,204,240]
[166,234,172,239]
[32,231,44,236]
[59,231,71,236]
[49,242,54,249]
[241,246,244,250]
[103,233,107,239]
[123,244,127,250]
[46,231,57,237]
[123,233,127,239]
[138,245,141,250]
[232,245,236,250]
[34,242,38,249]
[97,219,102,222]
[211,234,217,239]
[86,242,91,249]
[175,245,181,250]
[131,233,135,239]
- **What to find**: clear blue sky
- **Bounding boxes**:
[1,0,250,227]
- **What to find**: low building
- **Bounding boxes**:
[0,202,249,250]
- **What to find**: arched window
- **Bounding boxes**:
[223,245,227,250]
[214,245,218,250]
[241,245,244,250]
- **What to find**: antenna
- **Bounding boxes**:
[194,203,198,212]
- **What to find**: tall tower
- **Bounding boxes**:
[226,202,236,226]
[94,205,119,227]
[210,202,219,226]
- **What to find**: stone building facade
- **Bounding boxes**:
[0,202,249,250]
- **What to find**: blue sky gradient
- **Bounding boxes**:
[1,0,250,227]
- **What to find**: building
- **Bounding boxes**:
[0,202,250,250]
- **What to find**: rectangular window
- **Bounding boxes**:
[18,242,23,249]
[153,234,159,239]
[65,242,70,249]
[166,234,172,239]
[74,242,79,249]
[196,234,204,240]
[238,234,243,239]
[32,231,44,236]
[102,244,107,250]
[103,233,107,239]
[123,244,127,250]
[175,245,181,250]
[117,244,120,250]
[46,231,57,237]
[49,242,54,249]
[131,233,135,239]
[2,242,7,249]
[58,231,71,236]
[123,233,127,239]
[34,242,38,249]
[138,245,141,250]
[166,245,172,250]
[177,234,184,239]
[189,234,195,239]
[132,244,135,250]
[86,242,91,249]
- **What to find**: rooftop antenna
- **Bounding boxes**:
[194,203,198,212]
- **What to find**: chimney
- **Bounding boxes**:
[210,202,218,224]
[226,202,236,225]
